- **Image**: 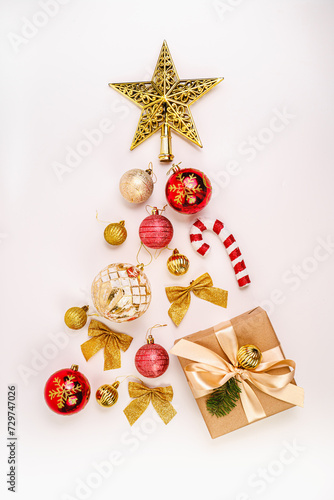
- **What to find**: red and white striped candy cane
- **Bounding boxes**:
[189,218,251,288]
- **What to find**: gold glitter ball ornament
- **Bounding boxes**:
[91,263,151,323]
[64,306,89,330]
[104,220,127,245]
[167,249,190,276]
[96,382,120,408]
[237,344,262,369]
[119,168,154,204]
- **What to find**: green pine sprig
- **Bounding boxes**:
[206,377,241,418]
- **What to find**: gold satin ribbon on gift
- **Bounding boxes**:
[165,273,228,326]
[81,320,133,370]
[170,323,304,423]
[123,381,177,426]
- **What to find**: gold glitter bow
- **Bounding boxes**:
[123,381,177,426]
[165,273,228,326]
[81,320,133,370]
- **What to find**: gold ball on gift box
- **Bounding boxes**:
[104,221,127,246]
[64,306,89,330]
[96,382,120,407]
[119,168,154,204]
[167,249,190,276]
[237,344,262,369]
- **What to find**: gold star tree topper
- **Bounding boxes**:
[109,41,223,162]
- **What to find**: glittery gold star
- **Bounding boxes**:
[109,41,223,161]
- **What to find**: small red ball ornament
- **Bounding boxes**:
[139,207,174,249]
[44,364,91,415]
[165,164,212,214]
[135,335,169,378]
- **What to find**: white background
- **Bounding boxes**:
[1,0,334,499]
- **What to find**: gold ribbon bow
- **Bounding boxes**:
[123,381,177,426]
[81,320,133,370]
[170,323,304,423]
[165,273,228,326]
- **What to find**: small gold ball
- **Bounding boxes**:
[96,382,119,408]
[167,249,190,276]
[237,345,262,369]
[64,306,89,330]
[104,221,127,246]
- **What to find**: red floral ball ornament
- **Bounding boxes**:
[139,207,174,249]
[44,365,91,415]
[166,164,212,214]
[135,336,169,378]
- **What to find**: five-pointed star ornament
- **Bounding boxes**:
[109,41,223,162]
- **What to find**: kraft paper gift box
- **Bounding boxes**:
[171,307,304,439]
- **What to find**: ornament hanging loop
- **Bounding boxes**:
[96,211,110,225]
[136,242,153,268]
[154,245,173,259]
[166,162,182,176]
[145,204,154,215]
[145,204,168,216]
[115,374,144,385]
[145,161,153,175]
[145,162,157,184]
[146,323,167,343]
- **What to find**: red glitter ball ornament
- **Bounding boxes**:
[135,336,169,378]
[44,364,91,415]
[139,207,173,249]
[165,164,212,214]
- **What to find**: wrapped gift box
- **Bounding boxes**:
[173,307,302,439]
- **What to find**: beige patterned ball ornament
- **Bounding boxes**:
[91,263,151,323]
[119,168,154,204]
[237,344,262,369]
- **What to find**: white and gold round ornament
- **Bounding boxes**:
[91,263,151,322]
